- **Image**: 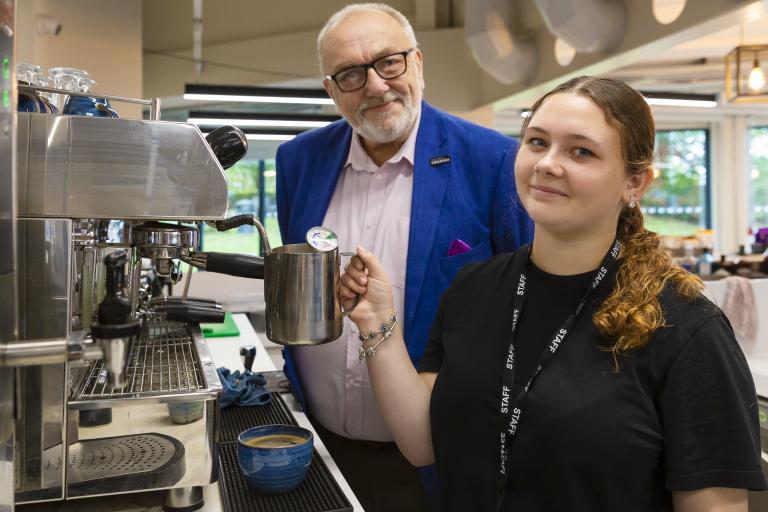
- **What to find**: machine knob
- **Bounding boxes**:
[205,125,247,170]
[239,345,256,373]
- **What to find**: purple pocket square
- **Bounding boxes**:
[447,239,472,257]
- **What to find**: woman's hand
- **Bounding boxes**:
[340,246,395,333]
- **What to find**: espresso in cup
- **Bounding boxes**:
[244,434,306,448]
[238,424,314,493]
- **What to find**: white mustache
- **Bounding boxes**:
[357,92,403,113]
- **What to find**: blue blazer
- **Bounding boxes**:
[275,101,532,409]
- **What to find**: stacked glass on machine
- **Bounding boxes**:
[16,63,118,117]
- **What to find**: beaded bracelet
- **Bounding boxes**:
[357,311,397,343]
[358,311,397,360]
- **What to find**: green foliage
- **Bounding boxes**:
[644,215,699,237]
[648,130,706,207]
[644,129,708,234]
[201,158,282,253]
[749,127,768,227]
[201,216,282,255]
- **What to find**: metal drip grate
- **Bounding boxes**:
[217,393,352,512]
[68,433,178,482]
[39,433,186,496]
[75,317,205,400]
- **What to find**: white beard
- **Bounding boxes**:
[351,90,419,143]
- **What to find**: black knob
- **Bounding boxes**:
[240,345,256,373]
[205,125,248,170]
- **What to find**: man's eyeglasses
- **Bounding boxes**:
[325,48,415,93]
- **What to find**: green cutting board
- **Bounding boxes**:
[201,312,241,338]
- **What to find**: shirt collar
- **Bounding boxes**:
[345,106,422,173]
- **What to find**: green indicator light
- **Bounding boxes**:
[1,57,8,80]
[2,89,9,109]
[760,410,767,425]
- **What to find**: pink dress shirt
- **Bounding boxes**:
[292,110,421,441]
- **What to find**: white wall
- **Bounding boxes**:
[16,0,143,118]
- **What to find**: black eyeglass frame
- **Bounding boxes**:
[324,48,416,92]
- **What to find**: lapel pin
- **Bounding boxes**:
[429,155,451,167]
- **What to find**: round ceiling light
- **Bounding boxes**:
[653,0,686,25]
[554,38,576,67]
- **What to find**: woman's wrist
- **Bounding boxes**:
[356,309,396,338]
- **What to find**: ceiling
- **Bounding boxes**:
[143,0,425,53]
[142,0,768,130]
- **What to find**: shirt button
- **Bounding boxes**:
[366,224,372,229]
[376,174,382,180]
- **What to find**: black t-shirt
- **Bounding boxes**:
[419,249,767,512]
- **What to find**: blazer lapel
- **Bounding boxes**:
[291,123,353,243]
[405,102,450,339]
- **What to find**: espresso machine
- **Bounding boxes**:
[6,113,242,509]
[0,11,260,507]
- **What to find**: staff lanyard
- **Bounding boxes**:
[495,240,621,512]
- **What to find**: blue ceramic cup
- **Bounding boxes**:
[167,401,205,424]
[62,96,118,117]
[237,424,313,493]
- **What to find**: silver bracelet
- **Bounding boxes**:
[357,311,397,342]
[358,312,397,360]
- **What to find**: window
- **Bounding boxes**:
[200,159,282,255]
[643,129,710,236]
[748,126,768,229]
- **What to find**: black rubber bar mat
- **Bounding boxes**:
[218,392,298,443]
[217,393,353,512]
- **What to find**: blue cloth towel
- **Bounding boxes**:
[217,367,272,408]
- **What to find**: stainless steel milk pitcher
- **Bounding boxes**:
[263,243,348,345]
[182,215,353,345]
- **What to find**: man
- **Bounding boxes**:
[275,4,531,511]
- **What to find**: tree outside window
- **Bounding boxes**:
[200,159,282,255]
[749,126,768,230]
[643,129,709,236]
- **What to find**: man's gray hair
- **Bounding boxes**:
[317,3,418,74]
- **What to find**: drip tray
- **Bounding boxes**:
[217,393,352,512]
[43,433,186,496]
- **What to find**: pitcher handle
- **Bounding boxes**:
[342,293,360,316]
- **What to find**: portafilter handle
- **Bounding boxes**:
[240,345,256,374]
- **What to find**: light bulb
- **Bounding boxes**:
[748,58,766,92]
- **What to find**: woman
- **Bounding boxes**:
[340,76,766,511]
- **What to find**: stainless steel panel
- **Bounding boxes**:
[0,1,16,508]
[16,114,228,220]
[16,219,70,341]
[14,365,65,503]
[0,368,14,512]
[0,113,16,346]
